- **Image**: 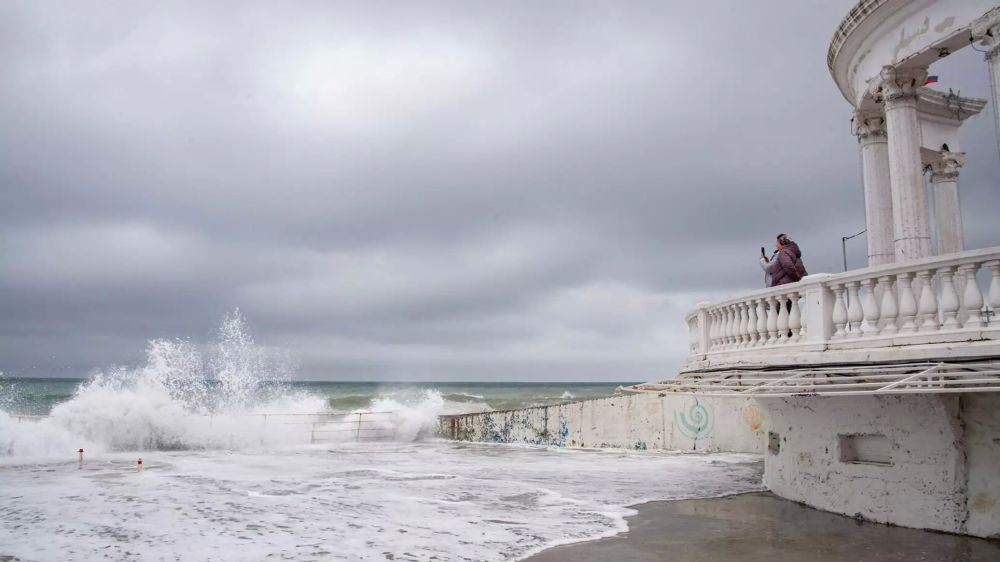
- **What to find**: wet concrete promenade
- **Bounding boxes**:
[526,492,1000,562]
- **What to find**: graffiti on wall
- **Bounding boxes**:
[742,404,764,431]
[675,398,712,439]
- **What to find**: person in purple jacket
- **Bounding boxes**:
[759,234,807,287]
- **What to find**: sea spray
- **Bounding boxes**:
[0,312,478,460]
[0,310,322,459]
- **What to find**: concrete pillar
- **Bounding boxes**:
[927,150,966,255]
[972,8,1000,147]
[853,111,893,266]
[870,65,931,262]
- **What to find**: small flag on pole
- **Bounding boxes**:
[924,75,939,85]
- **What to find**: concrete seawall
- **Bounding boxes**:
[439,393,765,454]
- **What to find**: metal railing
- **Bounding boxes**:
[628,360,1000,398]
[9,410,402,443]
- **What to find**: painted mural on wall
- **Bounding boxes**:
[675,397,712,439]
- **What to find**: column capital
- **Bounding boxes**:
[852,110,887,143]
[926,150,965,183]
[868,65,928,104]
[972,7,1000,60]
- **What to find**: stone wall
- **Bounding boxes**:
[439,393,765,454]
[964,393,1000,538]
[761,394,1000,539]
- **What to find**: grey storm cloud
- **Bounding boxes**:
[2,1,998,380]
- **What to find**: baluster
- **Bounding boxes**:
[730,305,740,348]
[737,302,749,348]
[959,263,984,330]
[721,308,729,347]
[716,309,725,349]
[796,293,807,339]
[788,292,801,342]
[723,306,733,348]
[831,284,848,339]
[755,299,768,347]
[706,310,714,349]
[718,308,727,348]
[937,267,960,329]
[846,281,863,337]
[954,269,968,326]
[916,270,939,332]
[987,260,1000,327]
[878,275,897,335]
[766,296,779,344]
[896,272,918,334]
[860,278,880,336]
[746,299,758,346]
[776,294,789,343]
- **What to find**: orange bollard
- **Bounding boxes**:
[77,448,84,469]
[137,458,143,473]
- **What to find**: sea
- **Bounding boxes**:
[0,313,763,561]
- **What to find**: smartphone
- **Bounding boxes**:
[760,246,766,257]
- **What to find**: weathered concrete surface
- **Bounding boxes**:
[525,492,1000,562]
[439,393,765,453]
[761,394,1000,539]
[964,393,1000,538]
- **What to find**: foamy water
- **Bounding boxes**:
[0,311,764,560]
[0,443,761,561]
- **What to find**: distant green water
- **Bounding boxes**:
[0,377,631,416]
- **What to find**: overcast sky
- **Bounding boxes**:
[2,1,998,381]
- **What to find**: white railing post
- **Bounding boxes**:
[878,275,898,335]
[987,260,1000,327]
[737,302,749,347]
[709,309,719,350]
[788,292,802,343]
[746,299,759,346]
[916,270,939,332]
[861,278,880,336]
[766,296,779,344]
[897,272,918,333]
[831,283,848,340]
[802,275,834,344]
[937,267,960,330]
[755,298,768,346]
[846,281,863,337]
[696,304,710,357]
[959,263,984,329]
[776,294,789,342]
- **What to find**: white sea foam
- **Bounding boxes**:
[0,443,763,561]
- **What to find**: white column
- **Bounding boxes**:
[853,111,893,265]
[973,8,1000,147]
[870,65,932,262]
[927,150,966,255]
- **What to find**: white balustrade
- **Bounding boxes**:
[916,270,939,331]
[788,293,802,343]
[747,299,759,346]
[846,282,863,337]
[683,247,1000,365]
[831,284,848,339]
[938,267,960,329]
[755,299,768,347]
[897,272,918,333]
[959,263,984,329]
[877,275,897,335]
[860,278,880,335]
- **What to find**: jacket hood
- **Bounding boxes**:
[783,241,801,258]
